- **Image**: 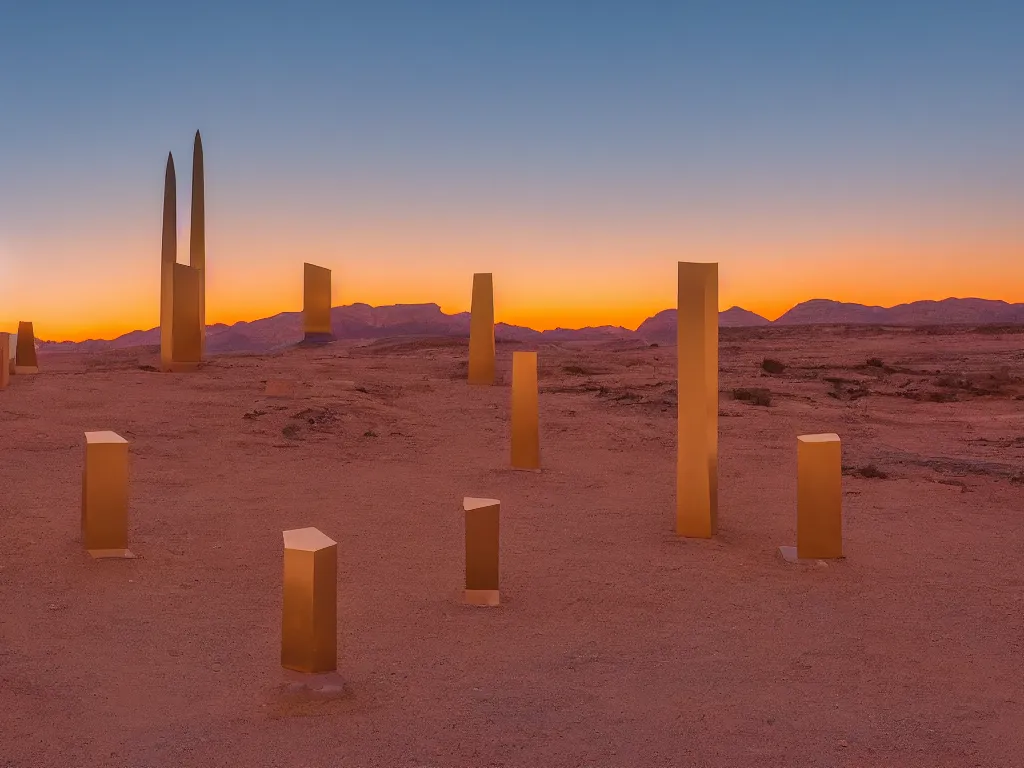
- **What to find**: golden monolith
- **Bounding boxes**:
[303,263,334,342]
[15,321,39,373]
[676,262,718,538]
[159,138,205,372]
[0,333,9,389]
[468,273,495,385]
[81,431,134,559]
[464,497,500,606]
[511,351,540,469]
[282,527,338,673]
[191,130,206,359]
[780,433,843,562]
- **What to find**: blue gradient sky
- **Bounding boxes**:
[1,1,1022,339]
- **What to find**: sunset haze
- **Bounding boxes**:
[1,1,1022,341]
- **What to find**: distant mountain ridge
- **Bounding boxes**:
[37,297,1024,354]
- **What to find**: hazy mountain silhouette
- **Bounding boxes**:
[36,297,1024,353]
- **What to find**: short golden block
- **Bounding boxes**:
[282,527,338,673]
[81,431,131,557]
[464,497,500,605]
[796,433,843,559]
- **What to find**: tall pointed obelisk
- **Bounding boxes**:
[160,153,177,371]
[190,130,206,360]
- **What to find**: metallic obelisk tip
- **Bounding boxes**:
[190,130,206,359]
[162,153,177,264]
[160,152,177,369]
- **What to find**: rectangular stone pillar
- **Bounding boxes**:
[468,273,495,385]
[0,333,9,389]
[15,321,39,373]
[303,263,334,342]
[168,264,202,371]
[464,497,500,606]
[676,262,718,538]
[82,431,133,559]
[796,433,843,559]
[511,351,540,469]
[282,527,338,673]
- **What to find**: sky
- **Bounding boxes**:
[1,1,1022,341]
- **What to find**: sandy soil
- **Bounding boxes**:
[1,325,1023,768]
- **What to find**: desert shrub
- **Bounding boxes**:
[563,364,596,376]
[842,463,888,479]
[649,342,660,348]
[761,358,786,374]
[866,358,884,367]
[733,387,772,406]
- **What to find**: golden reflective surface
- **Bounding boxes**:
[676,262,718,538]
[464,497,500,595]
[81,431,130,554]
[468,273,495,385]
[159,135,206,372]
[15,321,38,370]
[796,433,843,559]
[511,351,540,469]
[303,263,333,338]
[0,333,9,389]
[281,527,338,674]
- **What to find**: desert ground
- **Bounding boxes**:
[1,324,1023,768]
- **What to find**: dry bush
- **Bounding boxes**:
[761,358,786,374]
[733,387,772,406]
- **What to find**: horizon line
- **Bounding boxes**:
[25,294,1022,346]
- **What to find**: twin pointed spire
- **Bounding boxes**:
[159,131,206,371]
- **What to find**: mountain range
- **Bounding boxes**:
[36,297,1024,354]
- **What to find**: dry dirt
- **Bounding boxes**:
[1,325,1023,768]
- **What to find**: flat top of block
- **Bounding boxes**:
[798,433,841,443]
[464,497,500,511]
[283,527,336,552]
[85,430,128,444]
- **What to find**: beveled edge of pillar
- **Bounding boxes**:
[464,589,500,607]
[797,433,841,444]
[85,430,128,445]
[88,549,136,560]
[283,526,336,552]
[510,466,542,474]
[463,497,500,512]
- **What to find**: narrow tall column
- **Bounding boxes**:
[0,333,9,389]
[795,433,843,559]
[81,431,133,559]
[511,351,540,469]
[468,273,495,385]
[464,497,500,606]
[15,321,39,373]
[160,153,177,371]
[303,263,334,342]
[282,527,338,673]
[190,130,206,360]
[676,262,718,538]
